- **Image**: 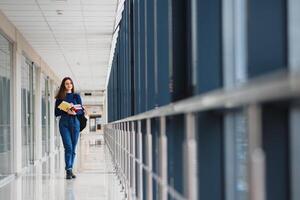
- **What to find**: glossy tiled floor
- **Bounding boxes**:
[0,132,125,200]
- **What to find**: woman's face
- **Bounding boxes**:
[64,79,73,91]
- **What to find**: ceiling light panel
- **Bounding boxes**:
[0,0,118,91]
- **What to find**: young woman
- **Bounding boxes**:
[55,77,83,179]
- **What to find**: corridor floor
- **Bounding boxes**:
[0,133,124,200]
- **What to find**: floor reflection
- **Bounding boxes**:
[65,181,76,200]
[0,132,124,200]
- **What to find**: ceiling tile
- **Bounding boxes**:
[0,0,118,91]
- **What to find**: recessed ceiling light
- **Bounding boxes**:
[56,10,63,15]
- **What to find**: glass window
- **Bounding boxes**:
[21,57,35,167]
[41,75,50,156]
[0,33,12,179]
[53,84,60,150]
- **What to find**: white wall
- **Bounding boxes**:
[0,10,61,175]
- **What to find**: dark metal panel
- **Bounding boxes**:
[119,20,124,119]
[145,0,155,110]
[196,0,223,94]
[130,0,135,117]
[151,118,159,200]
[262,104,290,200]
[124,2,129,117]
[127,0,133,117]
[115,50,120,121]
[197,111,224,200]
[247,2,289,198]
[248,0,287,77]
[139,0,146,113]
[133,0,140,115]
[194,1,224,200]
[167,115,184,197]
[108,71,113,122]
[121,6,125,119]
[154,0,171,106]
[141,120,148,200]
[170,0,189,101]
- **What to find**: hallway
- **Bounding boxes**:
[0,0,300,199]
[0,133,124,200]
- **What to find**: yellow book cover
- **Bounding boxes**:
[58,101,72,112]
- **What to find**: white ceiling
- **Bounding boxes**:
[0,0,118,91]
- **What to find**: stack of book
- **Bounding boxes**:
[58,101,82,113]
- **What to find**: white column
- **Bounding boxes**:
[222,1,248,200]
[34,67,42,162]
[158,117,167,200]
[12,42,22,174]
[288,1,300,199]
[145,119,153,200]
[130,121,136,198]
[222,1,236,198]
[183,113,198,200]
[136,121,143,200]
[247,105,265,200]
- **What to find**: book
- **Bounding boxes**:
[73,104,83,112]
[58,101,73,112]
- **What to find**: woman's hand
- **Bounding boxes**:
[67,109,76,115]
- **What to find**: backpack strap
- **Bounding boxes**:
[73,93,84,110]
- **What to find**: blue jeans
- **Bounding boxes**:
[59,116,80,170]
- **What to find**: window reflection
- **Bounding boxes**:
[41,76,50,156]
[0,33,12,179]
[54,83,61,150]
[21,57,35,167]
[235,112,249,200]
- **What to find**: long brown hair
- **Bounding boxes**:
[55,77,75,99]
